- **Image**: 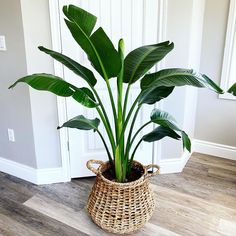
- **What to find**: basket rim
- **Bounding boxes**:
[97,160,148,186]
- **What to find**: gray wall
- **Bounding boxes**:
[0,0,36,167]
[20,0,61,168]
[194,0,236,146]
[0,0,61,169]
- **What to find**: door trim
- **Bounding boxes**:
[49,0,71,182]
[152,0,168,166]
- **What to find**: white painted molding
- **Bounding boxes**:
[0,157,37,184]
[0,157,66,185]
[153,0,168,165]
[219,0,236,100]
[36,167,66,185]
[193,139,236,161]
[183,0,205,134]
[49,0,71,182]
[159,151,191,174]
[159,138,236,174]
[1,138,235,184]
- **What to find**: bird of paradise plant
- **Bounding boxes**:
[9,5,236,182]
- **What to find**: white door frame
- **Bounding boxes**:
[48,0,168,182]
[49,0,71,182]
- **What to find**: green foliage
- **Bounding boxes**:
[39,46,97,86]
[143,126,181,142]
[228,83,236,96]
[141,68,224,93]
[9,5,236,182]
[58,115,100,130]
[139,86,174,105]
[124,41,174,84]
[63,5,121,79]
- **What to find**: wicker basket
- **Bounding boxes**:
[86,160,160,234]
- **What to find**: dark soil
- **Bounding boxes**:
[102,165,144,183]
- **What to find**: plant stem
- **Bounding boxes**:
[91,88,116,155]
[97,129,113,166]
[106,80,118,141]
[124,106,141,168]
[116,39,125,181]
[129,120,152,148]
[119,92,142,144]
[125,106,141,149]
[123,84,131,121]
[117,39,124,142]
[129,138,143,167]
[95,107,115,156]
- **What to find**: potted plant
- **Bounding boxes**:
[9,5,236,234]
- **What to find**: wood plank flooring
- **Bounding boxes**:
[0,153,235,235]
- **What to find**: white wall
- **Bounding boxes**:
[159,0,205,162]
[194,0,236,147]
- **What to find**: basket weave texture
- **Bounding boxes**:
[86,160,160,234]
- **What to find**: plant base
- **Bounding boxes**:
[86,160,159,234]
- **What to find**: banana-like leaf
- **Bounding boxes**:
[181,131,191,152]
[123,41,174,84]
[150,109,191,151]
[9,73,74,96]
[58,115,100,131]
[63,5,121,79]
[228,83,236,96]
[39,46,97,86]
[142,126,181,142]
[63,5,97,36]
[139,86,174,105]
[9,74,98,108]
[72,87,98,108]
[150,109,180,131]
[90,27,121,78]
[141,68,223,94]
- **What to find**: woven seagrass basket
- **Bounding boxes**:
[86,160,160,234]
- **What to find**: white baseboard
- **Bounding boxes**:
[159,139,236,174]
[159,151,191,174]
[1,139,235,184]
[0,156,67,185]
[36,167,67,185]
[193,139,236,161]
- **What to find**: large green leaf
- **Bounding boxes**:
[58,115,100,131]
[64,19,100,72]
[142,126,181,142]
[63,5,121,79]
[90,27,121,78]
[228,83,236,96]
[63,5,97,36]
[9,73,74,96]
[150,109,180,131]
[150,109,191,151]
[39,46,97,86]
[139,86,174,105]
[9,74,98,108]
[141,68,223,94]
[72,87,98,108]
[123,41,174,84]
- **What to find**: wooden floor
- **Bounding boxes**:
[0,153,235,235]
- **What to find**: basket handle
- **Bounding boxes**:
[86,160,105,175]
[144,164,160,178]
